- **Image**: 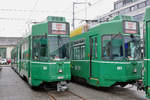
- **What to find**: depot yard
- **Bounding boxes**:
[0,67,148,100]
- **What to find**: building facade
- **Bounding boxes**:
[92,0,150,38]
[98,0,149,22]
[0,37,22,59]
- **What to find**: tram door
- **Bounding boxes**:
[89,35,98,78]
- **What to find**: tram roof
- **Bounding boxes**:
[144,7,150,22]
[70,15,134,38]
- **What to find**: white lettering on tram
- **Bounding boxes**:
[117,66,122,70]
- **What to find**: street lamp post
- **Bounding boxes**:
[72,2,91,29]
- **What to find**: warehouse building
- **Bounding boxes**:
[0,37,22,59]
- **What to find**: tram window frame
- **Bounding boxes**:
[95,37,98,59]
[101,34,124,61]
[21,43,25,60]
[22,40,29,60]
[71,39,85,60]
[32,36,48,61]
[101,35,112,60]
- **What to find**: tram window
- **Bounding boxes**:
[102,34,123,60]
[95,37,98,58]
[102,35,111,60]
[32,37,48,61]
[40,44,47,57]
[20,46,22,60]
[22,41,29,59]
[71,39,85,60]
[111,38,123,58]
[124,35,141,60]
[49,36,69,61]
[32,37,40,60]
[40,38,48,60]
[90,38,93,57]
[81,45,85,59]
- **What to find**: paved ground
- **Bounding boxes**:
[0,67,48,100]
[0,67,148,100]
[68,83,148,100]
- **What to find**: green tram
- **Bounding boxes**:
[11,16,71,91]
[70,15,143,87]
[142,7,150,98]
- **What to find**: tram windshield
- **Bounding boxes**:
[49,36,69,61]
[32,36,48,61]
[102,34,141,61]
[124,35,141,60]
[102,34,123,60]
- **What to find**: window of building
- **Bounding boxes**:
[125,8,130,13]
[112,12,119,17]
[114,1,123,10]
[120,9,125,14]
[138,2,146,9]
[147,0,150,5]
[123,0,133,5]
[0,48,6,58]
[71,39,85,60]
[133,13,144,21]
[120,8,130,14]
[130,6,134,11]
[130,4,138,11]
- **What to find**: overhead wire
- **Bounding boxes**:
[0,0,104,36]
[75,0,103,14]
[20,0,40,37]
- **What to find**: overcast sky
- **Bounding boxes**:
[0,0,117,37]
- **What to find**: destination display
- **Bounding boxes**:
[51,23,66,34]
[124,21,138,34]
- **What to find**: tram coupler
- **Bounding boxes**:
[57,81,68,91]
[135,80,144,91]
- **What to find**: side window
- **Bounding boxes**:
[21,44,24,60]
[102,35,112,60]
[20,46,22,60]
[71,39,85,60]
[95,37,98,58]
[23,41,29,59]
[81,45,85,59]
[32,37,40,60]
[89,36,98,59]
[90,38,93,58]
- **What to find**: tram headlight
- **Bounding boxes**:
[59,69,63,73]
[133,68,137,73]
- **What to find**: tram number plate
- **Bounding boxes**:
[117,66,122,70]
[58,76,64,79]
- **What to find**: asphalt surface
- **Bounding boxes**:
[0,67,148,100]
[0,67,48,100]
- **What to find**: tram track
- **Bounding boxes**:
[47,90,88,100]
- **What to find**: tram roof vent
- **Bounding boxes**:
[47,16,66,22]
[112,15,133,21]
